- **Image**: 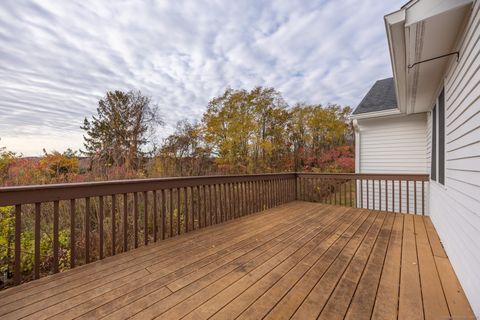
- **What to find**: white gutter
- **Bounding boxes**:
[351,108,402,120]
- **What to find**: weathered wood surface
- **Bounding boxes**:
[0,202,473,319]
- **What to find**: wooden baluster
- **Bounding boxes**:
[14,204,21,285]
[210,185,215,223]
[267,179,272,209]
[239,182,246,217]
[238,182,242,216]
[307,177,310,202]
[231,182,234,218]
[34,202,41,278]
[134,192,139,247]
[204,185,207,225]
[270,179,274,207]
[162,189,166,237]
[216,184,220,222]
[266,180,270,208]
[273,179,277,205]
[85,197,90,263]
[273,179,277,206]
[226,183,230,219]
[385,180,389,212]
[123,194,128,250]
[303,177,306,201]
[225,183,232,220]
[217,184,220,221]
[276,179,280,204]
[184,187,189,231]
[280,178,283,204]
[372,181,375,210]
[231,183,235,218]
[70,199,75,268]
[255,180,260,211]
[360,179,364,208]
[366,179,369,209]
[169,188,174,235]
[177,188,181,234]
[207,185,211,226]
[279,179,282,204]
[379,180,382,211]
[259,180,262,210]
[265,180,268,209]
[239,182,244,216]
[153,190,158,241]
[399,180,402,213]
[247,182,251,214]
[407,180,410,214]
[99,196,104,260]
[190,187,195,229]
[111,194,116,255]
[414,181,417,215]
[422,181,425,215]
[243,182,247,214]
[222,184,226,221]
[186,187,191,231]
[236,182,239,216]
[234,183,238,216]
[52,201,59,273]
[352,178,358,208]
[392,181,395,213]
[144,191,149,244]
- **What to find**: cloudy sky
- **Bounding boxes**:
[0,0,403,156]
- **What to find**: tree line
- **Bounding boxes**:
[82,87,353,180]
[2,86,353,187]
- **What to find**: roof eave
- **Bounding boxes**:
[351,108,402,120]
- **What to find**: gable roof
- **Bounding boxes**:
[353,77,398,115]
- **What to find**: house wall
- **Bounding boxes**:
[427,1,480,313]
[356,113,428,214]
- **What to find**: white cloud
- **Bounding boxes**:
[0,0,404,156]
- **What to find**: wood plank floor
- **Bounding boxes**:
[0,201,474,319]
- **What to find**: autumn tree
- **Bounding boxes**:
[249,87,290,172]
[157,120,212,176]
[202,88,256,172]
[202,87,290,173]
[0,140,16,185]
[81,90,163,174]
[39,149,79,181]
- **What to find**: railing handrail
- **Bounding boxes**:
[0,172,430,206]
[0,173,296,206]
[297,172,429,180]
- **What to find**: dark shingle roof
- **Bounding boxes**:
[353,77,397,115]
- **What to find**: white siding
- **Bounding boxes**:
[428,1,480,314]
[356,114,428,214]
[358,113,428,173]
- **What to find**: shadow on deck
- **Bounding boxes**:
[0,201,474,319]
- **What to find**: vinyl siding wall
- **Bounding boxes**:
[356,113,428,214]
[428,1,480,314]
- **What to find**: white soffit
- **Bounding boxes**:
[385,0,474,114]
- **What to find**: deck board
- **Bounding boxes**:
[0,201,474,320]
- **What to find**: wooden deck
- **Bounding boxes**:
[0,201,474,319]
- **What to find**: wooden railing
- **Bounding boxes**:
[0,173,296,286]
[297,173,429,215]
